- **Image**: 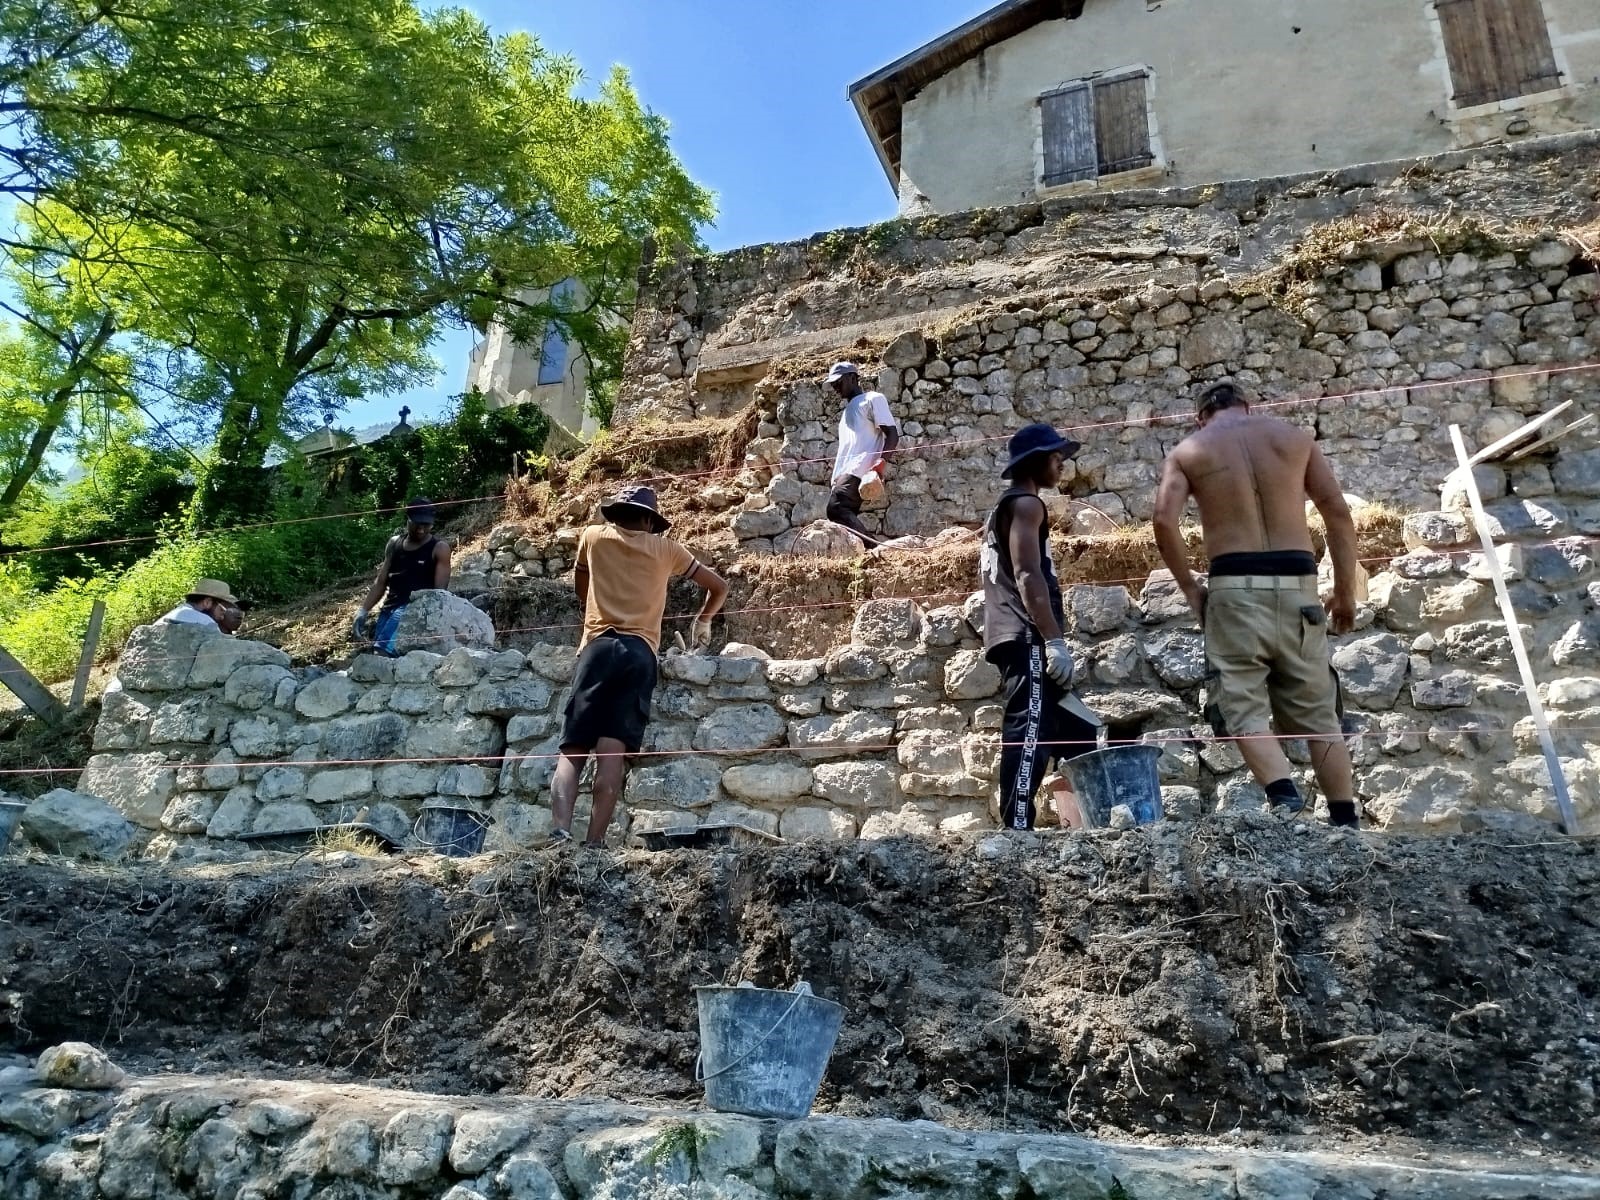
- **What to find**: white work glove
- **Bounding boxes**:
[352,609,371,641]
[691,617,715,651]
[1044,638,1074,687]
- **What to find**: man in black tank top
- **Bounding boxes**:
[981,424,1100,830]
[354,499,453,655]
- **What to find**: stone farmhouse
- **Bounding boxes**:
[850,0,1600,214]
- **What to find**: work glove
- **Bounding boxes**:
[691,617,715,651]
[351,609,371,641]
[1044,638,1075,687]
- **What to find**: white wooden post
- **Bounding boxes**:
[1448,425,1578,835]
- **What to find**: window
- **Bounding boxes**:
[537,278,576,386]
[1040,71,1154,187]
[1436,0,1561,108]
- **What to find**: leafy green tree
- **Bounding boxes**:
[4,0,713,520]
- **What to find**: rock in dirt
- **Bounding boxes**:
[34,1042,125,1090]
[392,590,496,654]
[19,790,135,860]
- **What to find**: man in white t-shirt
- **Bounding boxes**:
[825,361,899,549]
[154,579,238,633]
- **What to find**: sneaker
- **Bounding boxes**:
[545,829,573,849]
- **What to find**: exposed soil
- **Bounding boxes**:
[1,819,1595,1159]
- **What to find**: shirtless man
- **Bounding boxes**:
[1152,382,1360,827]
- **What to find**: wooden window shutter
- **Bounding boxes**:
[1040,84,1096,186]
[1437,0,1560,106]
[1092,73,1154,176]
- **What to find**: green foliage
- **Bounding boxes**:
[11,435,193,584]
[4,0,714,521]
[351,391,549,511]
[0,515,391,682]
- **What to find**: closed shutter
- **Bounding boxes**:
[1093,73,1154,176]
[1040,84,1096,186]
[1437,0,1560,106]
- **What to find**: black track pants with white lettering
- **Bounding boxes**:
[993,634,1097,830]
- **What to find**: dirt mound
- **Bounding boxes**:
[1,819,1595,1155]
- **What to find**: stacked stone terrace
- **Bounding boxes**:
[621,133,1600,547]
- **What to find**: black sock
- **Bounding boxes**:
[1265,778,1304,811]
[1327,801,1359,828]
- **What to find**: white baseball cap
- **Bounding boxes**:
[825,362,859,383]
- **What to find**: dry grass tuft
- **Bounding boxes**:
[314,827,386,857]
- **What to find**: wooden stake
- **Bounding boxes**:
[1448,424,1577,835]
[70,600,106,712]
[0,646,67,726]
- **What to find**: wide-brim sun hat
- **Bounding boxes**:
[1000,423,1082,479]
[600,484,671,534]
[187,578,238,604]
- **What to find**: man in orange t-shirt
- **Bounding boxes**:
[550,485,728,848]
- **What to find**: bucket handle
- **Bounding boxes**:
[695,982,813,1084]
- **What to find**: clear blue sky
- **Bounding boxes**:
[356,0,983,430]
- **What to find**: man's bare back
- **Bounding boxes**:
[1169,411,1321,560]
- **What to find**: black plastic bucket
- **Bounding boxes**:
[415,803,491,857]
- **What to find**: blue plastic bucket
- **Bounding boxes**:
[1063,745,1164,828]
[695,983,844,1119]
[0,800,25,854]
[414,803,491,857]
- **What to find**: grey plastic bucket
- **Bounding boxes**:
[0,800,25,854]
[1063,744,1164,828]
[695,982,844,1119]
[414,803,491,857]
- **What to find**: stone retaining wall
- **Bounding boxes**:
[614,135,1600,550]
[46,479,1600,855]
[3,1049,1597,1199]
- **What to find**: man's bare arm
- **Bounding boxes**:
[1305,441,1357,633]
[1153,455,1203,613]
[879,425,900,461]
[431,540,452,589]
[573,564,591,611]
[1007,496,1064,640]
[359,549,391,612]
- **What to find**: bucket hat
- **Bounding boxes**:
[600,484,671,534]
[1000,423,1082,479]
[186,578,238,604]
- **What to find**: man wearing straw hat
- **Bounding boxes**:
[981,423,1102,831]
[157,579,240,633]
[549,485,728,849]
[1152,381,1360,827]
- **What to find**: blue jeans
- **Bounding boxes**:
[373,605,406,655]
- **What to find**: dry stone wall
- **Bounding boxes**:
[45,474,1600,855]
[8,1048,1597,1200]
[616,134,1600,550]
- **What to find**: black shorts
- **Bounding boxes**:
[561,631,659,753]
[991,635,1099,830]
[827,476,864,519]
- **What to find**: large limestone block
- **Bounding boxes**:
[1329,633,1409,709]
[147,695,229,746]
[852,599,923,649]
[466,678,553,718]
[294,674,362,720]
[692,704,787,753]
[1144,629,1206,689]
[392,590,495,654]
[448,1112,532,1176]
[722,763,813,802]
[20,789,135,859]
[189,636,291,687]
[1138,570,1194,624]
[92,683,153,751]
[1065,585,1131,635]
[566,1116,762,1199]
[624,757,723,809]
[306,768,375,804]
[1362,764,1478,831]
[117,622,216,691]
[377,1108,455,1186]
[322,713,411,761]
[811,761,902,810]
[782,519,862,558]
[224,664,296,712]
[789,711,895,759]
[779,806,857,840]
[944,650,1002,700]
[858,803,937,840]
[824,645,889,683]
[1178,314,1244,368]
[78,753,176,829]
[406,716,503,759]
[895,729,965,774]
